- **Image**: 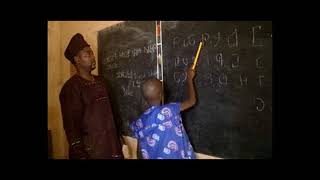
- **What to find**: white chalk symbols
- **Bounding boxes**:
[256,55,264,69]
[219,73,228,86]
[252,26,264,47]
[258,75,264,88]
[227,28,238,48]
[255,97,265,112]
[216,53,223,67]
[231,54,240,69]
[240,74,248,86]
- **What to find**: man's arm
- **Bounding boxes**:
[180,67,196,111]
[59,86,88,159]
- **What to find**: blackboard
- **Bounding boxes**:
[98,21,157,135]
[98,21,272,159]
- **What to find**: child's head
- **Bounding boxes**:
[142,78,162,105]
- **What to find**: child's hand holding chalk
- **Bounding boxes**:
[187,66,196,81]
[192,41,203,70]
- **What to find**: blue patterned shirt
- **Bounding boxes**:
[130,102,196,159]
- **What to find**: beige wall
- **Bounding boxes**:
[48,21,221,159]
[48,21,68,158]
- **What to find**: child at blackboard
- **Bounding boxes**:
[130,67,197,159]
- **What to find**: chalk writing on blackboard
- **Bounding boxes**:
[213,32,221,47]
[227,28,238,48]
[174,56,188,67]
[231,54,240,69]
[256,55,264,69]
[173,71,187,84]
[255,97,265,112]
[252,25,264,47]
[258,75,264,88]
[218,73,228,86]
[216,53,223,67]
[99,21,272,158]
[201,33,210,46]
[240,74,248,87]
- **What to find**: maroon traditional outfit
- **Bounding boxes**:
[59,33,123,159]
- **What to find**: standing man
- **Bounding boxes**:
[59,33,124,159]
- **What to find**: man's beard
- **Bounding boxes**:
[91,63,96,70]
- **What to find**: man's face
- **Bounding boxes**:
[74,47,96,71]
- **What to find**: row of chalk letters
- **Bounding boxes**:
[174,54,264,70]
[174,71,267,88]
[172,25,269,49]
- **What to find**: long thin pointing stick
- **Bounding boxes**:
[192,42,203,70]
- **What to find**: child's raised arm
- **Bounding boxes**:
[180,67,197,111]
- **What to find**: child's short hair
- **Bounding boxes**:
[142,78,162,101]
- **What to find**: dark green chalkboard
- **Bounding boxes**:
[99,21,272,159]
[98,21,157,135]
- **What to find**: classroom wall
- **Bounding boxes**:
[48,21,221,159]
[48,21,68,158]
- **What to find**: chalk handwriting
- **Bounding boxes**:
[174,71,187,84]
[231,53,240,69]
[252,26,264,47]
[219,73,228,85]
[256,97,265,111]
[256,55,264,69]
[258,75,264,88]
[216,53,223,67]
[227,28,238,48]
[240,74,248,86]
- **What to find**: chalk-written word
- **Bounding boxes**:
[116,70,157,80]
[116,70,136,79]
[173,72,269,90]
[144,43,157,54]
[104,44,155,63]
[119,49,131,58]
[121,84,133,97]
[171,25,268,49]
[173,34,196,48]
[105,63,119,70]
[173,32,223,49]
[175,56,189,68]
[131,48,143,57]
[120,80,143,97]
